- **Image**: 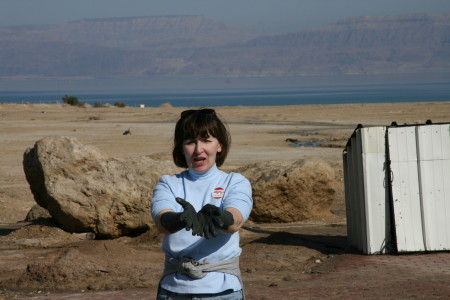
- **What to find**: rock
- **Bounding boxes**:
[237,158,336,222]
[159,102,173,108]
[24,204,52,221]
[23,136,179,238]
[122,129,132,135]
[72,232,96,240]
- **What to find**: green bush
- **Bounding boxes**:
[94,101,107,108]
[114,101,126,108]
[62,95,84,107]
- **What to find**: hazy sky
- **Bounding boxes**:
[1,0,449,32]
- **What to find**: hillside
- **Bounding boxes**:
[0,13,449,78]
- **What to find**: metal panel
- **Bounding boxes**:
[345,134,364,251]
[361,126,390,254]
[354,130,368,253]
[344,126,389,254]
[416,124,450,251]
[388,126,425,252]
[344,133,364,251]
[343,146,358,250]
[342,149,353,245]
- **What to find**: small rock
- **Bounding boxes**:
[123,129,132,135]
[72,232,96,240]
[24,204,51,221]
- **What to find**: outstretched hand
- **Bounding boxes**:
[194,204,234,239]
[175,197,200,232]
[170,199,234,239]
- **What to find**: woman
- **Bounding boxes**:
[151,108,253,300]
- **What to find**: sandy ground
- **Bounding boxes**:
[0,101,449,298]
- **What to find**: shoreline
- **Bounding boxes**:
[1,77,450,107]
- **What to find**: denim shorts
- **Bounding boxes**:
[156,287,245,300]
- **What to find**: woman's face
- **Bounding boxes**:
[183,135,222,173]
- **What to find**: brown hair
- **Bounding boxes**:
[172,109,231,168]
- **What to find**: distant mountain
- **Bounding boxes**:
[45,15,262,50]
[0,13,449,78]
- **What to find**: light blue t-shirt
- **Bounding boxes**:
[151,165,253,294]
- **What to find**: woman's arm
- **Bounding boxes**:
[220,174,252,234]
[154,197,200,235]
[223,207,244,233]
[154,209,174,234]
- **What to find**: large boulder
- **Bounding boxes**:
[237,158,336,222]
[23,136,179,238]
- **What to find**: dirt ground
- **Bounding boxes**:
[0,102,449,298]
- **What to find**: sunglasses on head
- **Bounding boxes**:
[180,108,216,118]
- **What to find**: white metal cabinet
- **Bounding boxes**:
[344,123,450,254]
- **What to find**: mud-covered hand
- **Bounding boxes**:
[195,204,234,239]
[176,197,199,231]
[159,197,199,233]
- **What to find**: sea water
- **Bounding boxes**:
[0,76,449,107]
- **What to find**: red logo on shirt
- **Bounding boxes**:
[212,187,224,199]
